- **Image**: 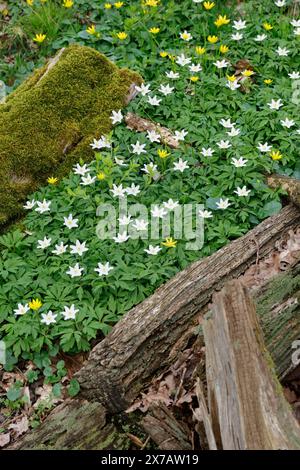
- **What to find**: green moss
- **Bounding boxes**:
[0,44,142,228]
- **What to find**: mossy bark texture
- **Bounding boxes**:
[7,399,130,450]
[0,44,141,227]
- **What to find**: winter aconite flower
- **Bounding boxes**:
[270,150,282,160]
[214,15,230,27]
[149,27,160,34]
[263,22,273,31]
[157,149,169,159]
[63,0,74,7]
[33,34,46,43]
[86,25,97,35]
[162,237,177,248]
[207,35,218,44]
[116,32,128,40]
[47,176,58,184]
[114,1,124,8]
[203,1,215,10]
[29,299,42,311]
[220,45,229,54]
[195,46,206,55]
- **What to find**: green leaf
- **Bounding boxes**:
[67,379,80,397]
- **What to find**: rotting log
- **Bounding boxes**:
[125,112,179,148]
[268,175,300,208]
[77,205,300,412]
[0,45,141,227]
[141,403,192,450]
[202,280,300,450]
[256,264,300,379]
[7,400,130,450]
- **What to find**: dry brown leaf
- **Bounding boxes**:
[8,416,29,437]
[0,433,10,448]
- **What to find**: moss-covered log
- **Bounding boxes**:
[0,44,141,227]
[7,400,131,450]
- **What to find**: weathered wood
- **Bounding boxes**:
[141,403,192,450]
[193,379,217,450]
[77,205,300,412]
[256,264,300,379]
[203,280,300,450]
[125,112,179,148]
[7,400,129,450]
[268,175,300,208]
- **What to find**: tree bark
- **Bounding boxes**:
[77,205,300,412]
[7,400,130,450]
[202,280,300,450]
[267,175,300,208]
[141,403,192,450]
[125,112,180,148]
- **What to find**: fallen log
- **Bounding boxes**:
[141,403,192,450]
[268,175,300,208]
[202,280,300,450]
[7,399,130,450]
[77,205,300,412]
[125,112,179,148]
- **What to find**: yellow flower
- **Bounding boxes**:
[263,22,273,31]
[241,69,254,77]
[226,74,236,82]
[162,237,177,248]
[97,171,106,180]
[158,149,169,159]
[114,1,124,8]
[149,27,160,34]
[104,2,112,7]
[219,44,229,54]
[86,25,97,35]
[26,0,34,5]
[33,33,46,43]
[214,15,230,27]
[207,35,218,44]
[63,0,73,7]
[116,31,128,40]
[47,176,58,184]
[29,299,42,311]
[264,79,273,85]
[203,1,215,10]
[160,51,168,57]
[144,0,160,6]
[270,150,282,160]
[195,46,206,55]
[190,76,199,82]
[2,8,9,15]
